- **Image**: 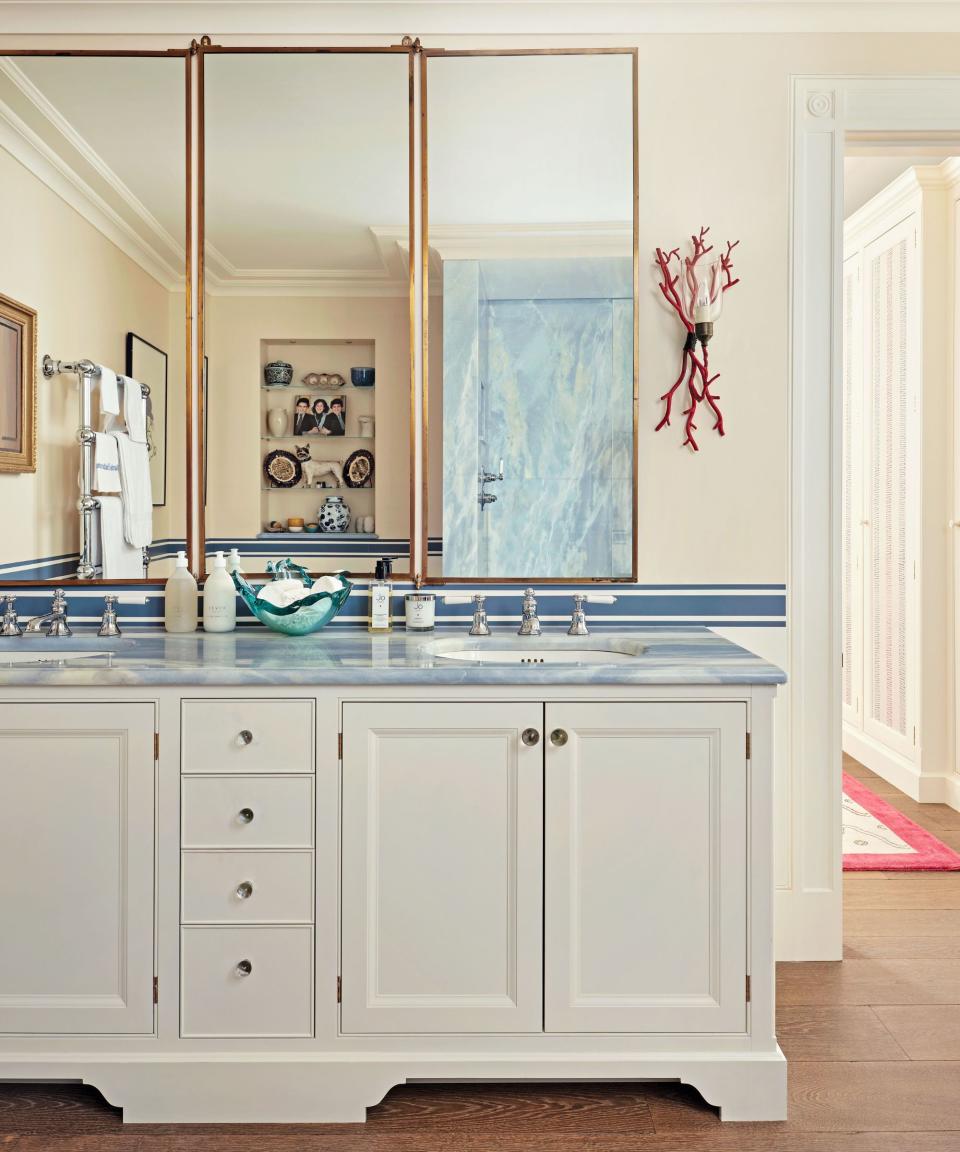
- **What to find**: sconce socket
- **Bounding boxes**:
[695,321,714,345]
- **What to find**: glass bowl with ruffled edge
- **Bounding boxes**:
[232,560,352,636]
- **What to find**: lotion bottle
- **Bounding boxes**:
[368,557,393,633]
[164,551,198,633]
[203,550,237,633]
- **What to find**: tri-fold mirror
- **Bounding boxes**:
[0,45,636,587]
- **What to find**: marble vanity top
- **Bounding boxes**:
[0,626,786,687]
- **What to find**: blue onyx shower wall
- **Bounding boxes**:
[443,257,633,578]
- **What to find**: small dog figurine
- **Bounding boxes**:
[295,443,343,488]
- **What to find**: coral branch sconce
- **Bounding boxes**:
[654,227,740,451]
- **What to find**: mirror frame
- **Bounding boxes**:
[419,47,640,585]
[0,48,193,587]
[196,43,417,580]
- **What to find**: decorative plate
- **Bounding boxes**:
[343,448,374,488]
[263,449,302,488]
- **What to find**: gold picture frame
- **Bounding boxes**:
[0,292,37,475]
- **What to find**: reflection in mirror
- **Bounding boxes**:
[425,52,636,581]
[202,51,411,577]
[0,55,187,582]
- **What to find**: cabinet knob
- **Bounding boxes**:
[235,881,254,899]
[550,728,569,747]
[235,959,253,977]
[237,807,255,824]
[237,729,254,746]
[521,728,540,747]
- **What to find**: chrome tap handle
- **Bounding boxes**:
[567,593,616,637]
[47,590,72,639]
[518,587,541,637]
[469,595,491,637]
[1,596,22,638]
[98,595,121,638]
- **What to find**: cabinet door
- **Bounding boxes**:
[341,702,542,1033]
[544,701,747,1033]
[0,702,155,1034]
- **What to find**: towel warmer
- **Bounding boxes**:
[42,356,151,580]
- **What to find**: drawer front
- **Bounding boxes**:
[182,851,314,924]
[182,776,313,848]
[181,699,314,775]
[180,926,313,1037]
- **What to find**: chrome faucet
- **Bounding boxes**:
[25,589,72,637]
[478,460,504,509]
[98,595,122,638]
[567,593,617,636]
[1,596,22,637]
[517,587,541,637]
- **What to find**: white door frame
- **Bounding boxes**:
[788,76,960,960]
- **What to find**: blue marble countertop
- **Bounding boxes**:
[0,626,786,687]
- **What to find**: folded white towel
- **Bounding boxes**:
[93,432,121,493]
[95,364,120,417]
[121,376,148,445]
[111,431,153,548]
[97,496,144,579]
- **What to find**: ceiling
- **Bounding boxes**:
[1,51,633,294]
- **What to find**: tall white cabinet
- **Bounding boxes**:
[842,162,958,803]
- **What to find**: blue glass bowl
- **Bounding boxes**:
[350,366,375,387]
[232,560,352,636]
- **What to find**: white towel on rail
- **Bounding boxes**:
[121,376,148,444]
[97,496,144,579]
[111,430,152,548]
[95,364,120,417]
[93,432,122,493]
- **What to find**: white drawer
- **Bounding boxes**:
[182,851,313,924]
[180,926,313,1038]
[181,699,314,774]
[182,776,313,849]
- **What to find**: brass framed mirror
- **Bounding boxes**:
[0,49,192,585]
[420,48,639,583]
[197,45,416,579]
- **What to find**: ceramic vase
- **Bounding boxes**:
[357,415,375,439]
[267,407,289,437]
[318,495,351,533]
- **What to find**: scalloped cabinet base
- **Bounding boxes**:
[0,684,786,1124]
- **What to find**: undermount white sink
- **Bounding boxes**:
[0,650,113,668]
[427,638,647,665]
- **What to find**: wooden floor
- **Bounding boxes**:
[4,754,960,1150]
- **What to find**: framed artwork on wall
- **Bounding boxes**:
[0,293,37,475]
[126,332,168,507]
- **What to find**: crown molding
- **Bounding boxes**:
[844,157,960,244]
[4,2,960,37]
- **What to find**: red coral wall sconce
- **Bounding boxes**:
[654,227,740,451]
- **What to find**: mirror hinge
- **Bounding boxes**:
[153,976,159,1004]
[745,974,751,1002]
[337,976,342,1003]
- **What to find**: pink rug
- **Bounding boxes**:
[843,772,960,871]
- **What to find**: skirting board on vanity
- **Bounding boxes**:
[843,721,960,810]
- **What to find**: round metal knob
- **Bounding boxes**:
[238,807,255,824]
[237,730,254,746]
[235,959,253,977]
[521,728,540,747]
[235,881,253,900]
[550,729,569,747]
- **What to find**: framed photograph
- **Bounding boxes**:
[0,293,37,474]
[126,331,168,507]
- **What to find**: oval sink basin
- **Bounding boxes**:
[426,638,647,665]
[0,650,113,668]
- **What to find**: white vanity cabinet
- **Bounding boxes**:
[0,702,156,1035]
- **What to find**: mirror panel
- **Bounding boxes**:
[201,50,412,576]
[0,54,188,582]
[424,51,636,581]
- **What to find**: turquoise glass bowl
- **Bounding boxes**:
[232,560,352,636]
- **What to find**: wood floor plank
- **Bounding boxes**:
[873,1004,960,1059]
[775,1005,907,1060]
[789,1061,960,1130]
[845,936,960,959]
[844,874,960,909]
[844,908,960,937]
[776,958,960,1005]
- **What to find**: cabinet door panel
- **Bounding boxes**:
[544,701,746,1033]
[341,702,542,1034]
[0,702,155,1034]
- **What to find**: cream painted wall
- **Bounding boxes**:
[204,293,411,559]
[0,144,185,571]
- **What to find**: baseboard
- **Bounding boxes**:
[775,887,842,961]
[843,724,925,799]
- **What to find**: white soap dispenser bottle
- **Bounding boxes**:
[227,548,243,575]
[164,550,198,633]
[203,550,237,633]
